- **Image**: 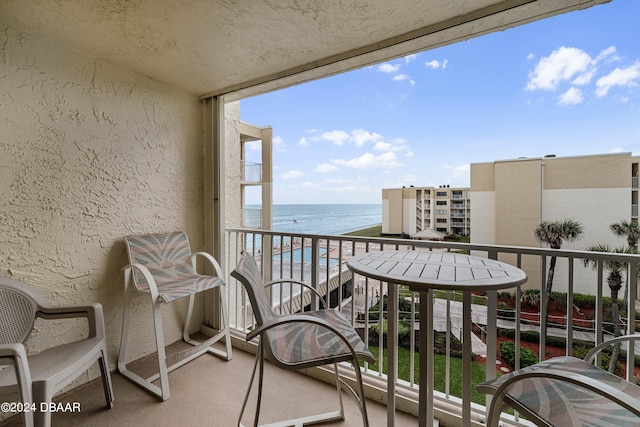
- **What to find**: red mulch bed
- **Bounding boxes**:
[474,296,640,378]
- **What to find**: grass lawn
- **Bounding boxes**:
[344,225,392,238]
[365,345,488,405]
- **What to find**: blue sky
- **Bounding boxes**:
[240,0,640,205]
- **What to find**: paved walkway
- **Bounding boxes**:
[347,291,640,358]
[437,299,640,357]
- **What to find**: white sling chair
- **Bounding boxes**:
[231,251,374,427]
[119,231,231,401]
[478,334,640,426]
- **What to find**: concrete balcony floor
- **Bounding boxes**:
[1,341,418,427]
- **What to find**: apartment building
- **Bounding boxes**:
[382,185,471,237]
[471,152,639,294]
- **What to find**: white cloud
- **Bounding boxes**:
[245,140,261,150]
[273,136,285,152]
[595,46,619,63]
[425,59,448,70]
[281,170,304,179]
[378,63,401,73]
[527,53,535,61]
[444,163,470,177]
[315,163,338,173]
[558,87,584,105]
[373,141,394,151]
[324,178,349,185]
[350,129,383,146]
[404,54,418,63]
[595,61,640,97]
[526,47,592,91]
[405,151,415,158]
[298,136,309,147]
[301,181,320,188]
[332,152,403,171]
[321,130,350,145]
[393,74,415,85]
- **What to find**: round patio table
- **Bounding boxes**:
[347,250,527,427]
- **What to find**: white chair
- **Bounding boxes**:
[231,251,374,427]
[0,277,114,427]
[119,231,231,401]
[477,334,640,426]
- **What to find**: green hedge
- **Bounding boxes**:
[499,341,538,368]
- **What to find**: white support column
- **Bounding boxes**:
[203,96,225,328]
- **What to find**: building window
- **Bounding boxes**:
[436,200,447,206]
[436,191,447,197]
[435,209,448,215]
[436,218,447,223]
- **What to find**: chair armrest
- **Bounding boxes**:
[122,263,161,299]
[36,303,105,339]
[264,279,327,308]
[246,313,360,360]
[584,333,640,363]
[484,367,640,427]
[0,342,30,362]
[192,251,224,279]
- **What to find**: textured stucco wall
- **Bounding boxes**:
[0,22,211,386]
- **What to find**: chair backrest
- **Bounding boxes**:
[231,252,277,326]
[0,278,39,344]
[124,231,195,290]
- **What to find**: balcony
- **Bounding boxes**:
[221,229,640,426]
[7,231,639,427]
[241,161,263,184]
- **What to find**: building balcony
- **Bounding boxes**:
[241,208,263,228]
[241,161,263,184]
[7,231,639,427]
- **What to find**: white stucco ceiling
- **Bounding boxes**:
[0,0,610,100]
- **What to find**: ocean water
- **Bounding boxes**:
[251,204,382,235]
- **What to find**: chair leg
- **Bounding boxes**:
[220,286,233,360]
[151,299,170,401]
[32,382,52,427]
[353,361,369,427]
[332,363,345,421]
[98,346,115,409]
[118,270,170,400]
[238,341,264,427]
[239,348,352,426]
[183,290,232,361]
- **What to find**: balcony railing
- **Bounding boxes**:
[224,228,640,426]
[241,160,262,183]
[241,208,262,228]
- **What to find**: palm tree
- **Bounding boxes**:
[610,220,640,251]
[533,219,583,338]
[582,245,632,372]
[609,219,639,306]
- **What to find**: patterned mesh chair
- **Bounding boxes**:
[0,277,114,427]
[119,231,231,401]
[477,334,640,427]
[231,251,375,427]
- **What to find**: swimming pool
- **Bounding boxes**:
[273,247,340,266]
